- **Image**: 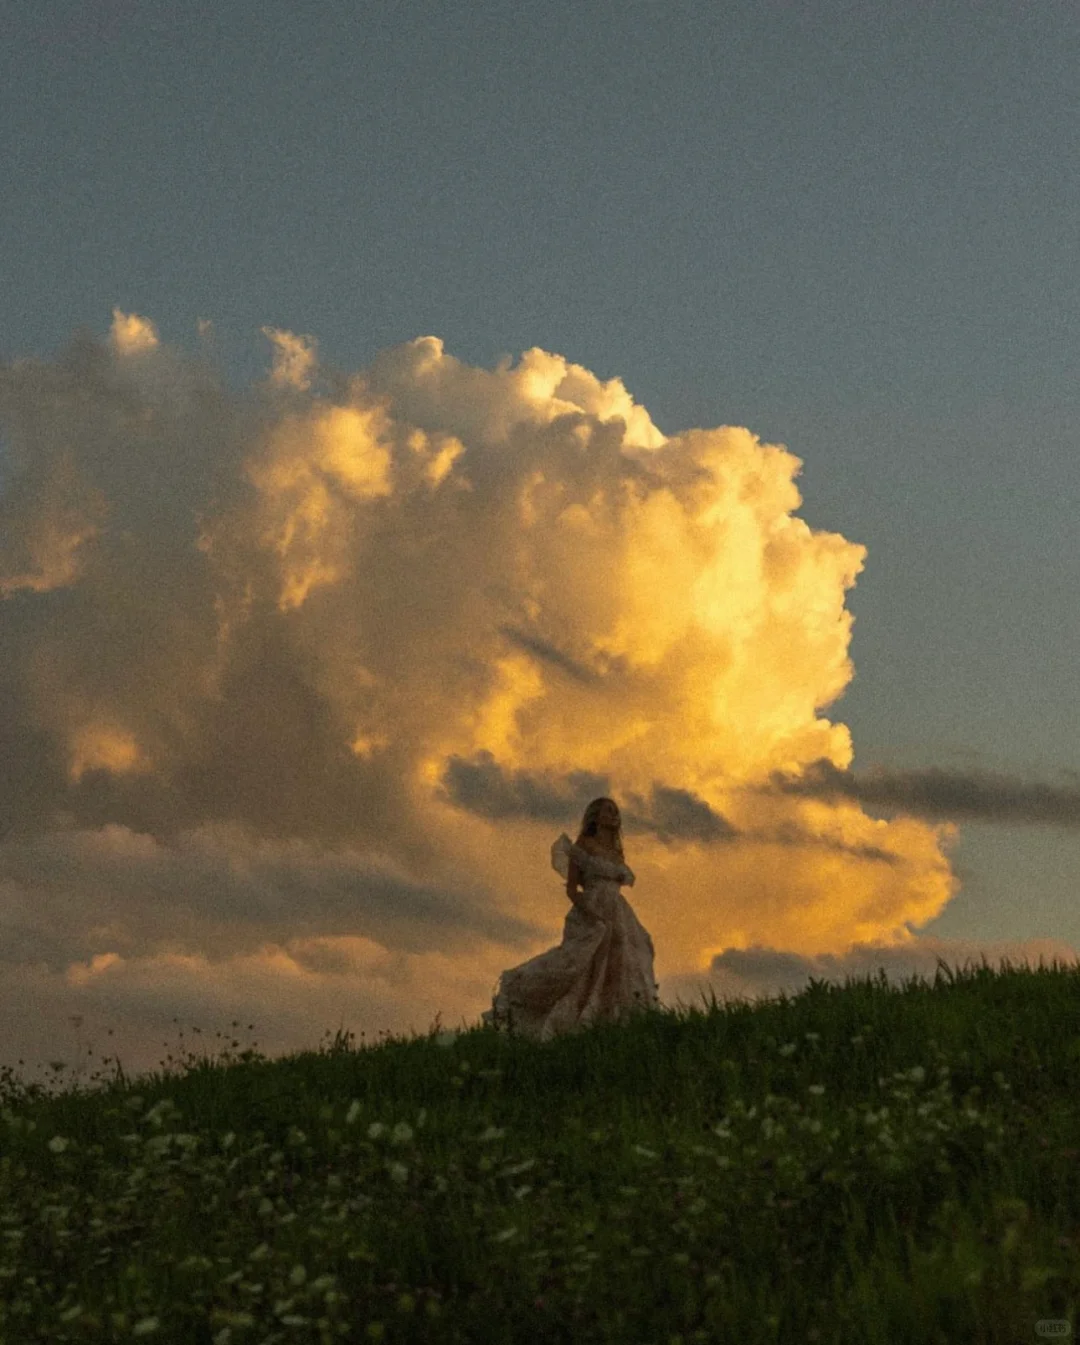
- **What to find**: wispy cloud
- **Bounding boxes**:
[769,759,1080,826]
[497,626,600,685]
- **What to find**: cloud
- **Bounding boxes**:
[0,822,545,974]
[769,759,1080,826]
[497,625,600,685]
[660,935,1080,1015]
[0,315,1059,1089]
[0,451,106,599]
[437,755,901,861]
[109,308,158,355]
[261,326,318,391]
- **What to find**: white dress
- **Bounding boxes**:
[481,834,659,1040]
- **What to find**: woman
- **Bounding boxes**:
[482,797,659,1040]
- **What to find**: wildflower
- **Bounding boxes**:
[143,1099,180,1127]
[778,1043,797,1057]
[808,1084,825,1096]
[47,1135,70,1153]
[500,1158,535,1177]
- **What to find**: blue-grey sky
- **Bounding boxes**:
[2,0,1079,1083]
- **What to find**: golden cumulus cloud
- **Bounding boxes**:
[0,314,1015,1085]
[261,326,317,391]
[109,308,159,354]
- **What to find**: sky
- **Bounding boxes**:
[2,0,1079,1091]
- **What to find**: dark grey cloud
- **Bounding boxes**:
[622,783,739,845]
[760,820,901,867]
[770,759,1080,827]
[437,750,610,824]
[497,625,599,684]
[660,938,1080,1013]
[0,823,548,973]
[438,755,904,863]
[439,757,745,847]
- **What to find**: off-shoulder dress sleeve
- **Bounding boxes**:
[551,833,574,880]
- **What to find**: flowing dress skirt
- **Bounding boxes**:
[482,875,658,1041]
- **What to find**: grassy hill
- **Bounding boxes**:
[1,956,1078,1343]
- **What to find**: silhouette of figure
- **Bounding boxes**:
[482,797,659,1040]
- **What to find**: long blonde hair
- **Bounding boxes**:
[574,796,624,859]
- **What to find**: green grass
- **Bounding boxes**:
[2,955,1079,1343]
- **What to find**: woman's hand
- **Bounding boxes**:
[568,889,592,914]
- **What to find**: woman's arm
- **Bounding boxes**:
[566,853,602,922]
[566,855,584,906]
